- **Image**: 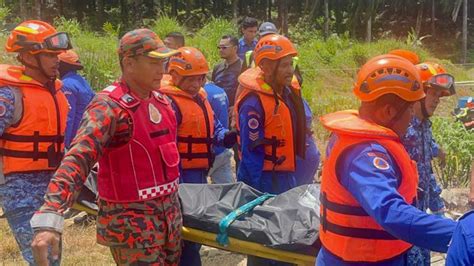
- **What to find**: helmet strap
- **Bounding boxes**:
[386,101,411,129]
[271,59,281,115]
[420,97,430,119]
[18,53,56,82]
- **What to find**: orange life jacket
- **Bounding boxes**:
[160,85,215,170]
[0,64,68,175]
[234,67,305,172]
[319,110,418,263]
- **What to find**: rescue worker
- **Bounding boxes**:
[446,210,474,265]
[446,161,474,265]
[317,54,457,265]
[58,49,95,148]
[403,61,456,265]
[241,22,303,86]
[236,34,319,189]
[30,28,183,265]
[160,46,237,266]
[0,20,71,265]
[235,34,311,265]
[204,82,234,184]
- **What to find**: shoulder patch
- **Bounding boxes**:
[373,156,390,170]
[248,118,259,130]
[0,104,6,117]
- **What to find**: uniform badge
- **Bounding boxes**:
[149,103,162,124]
[248,118,259,130]
[0,105,6,117]
[373,157,390,170]
[249,131,259,141]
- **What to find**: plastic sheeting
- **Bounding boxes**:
[179,182,321,255]
[74,173,321,255]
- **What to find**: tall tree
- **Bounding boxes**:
[415,1,425,38]
[19,0,27,19]
[431,0,436,37]
[267,0,272,21]
[33,0,42,19]
[324,0,329,39]
[232,0,238,20]
[366,0,373,42]
[461,0,468,63]
[278,0,288,35]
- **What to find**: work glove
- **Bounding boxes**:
[223,130,237,148]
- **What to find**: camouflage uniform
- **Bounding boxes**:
[35,94,182,265]
[403,116,445,266]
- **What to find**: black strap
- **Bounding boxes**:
[320,192,397,240]
[177,136,213,144]
[2,132,64,143]
[0,148,49,159]
[179,152,210,160]
[150,129,170,138]
[320,192,369,216]
[323,219,397,240]
[249,136,285,165]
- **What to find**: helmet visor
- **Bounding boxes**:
[44,32,72,51]
[426,73,455,96]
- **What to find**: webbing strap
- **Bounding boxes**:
[320,192,397,240]
[216,193,275,246]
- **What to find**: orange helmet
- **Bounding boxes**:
[388,49,420,65]
[254,34,297,66]
[416,62,455,96]
[168,47,209,76]
[5,20,72,54]
[353,54,425,102]
[58,50,82,67]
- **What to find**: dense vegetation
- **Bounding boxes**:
[1,0,473,63]
[0,7,472,187]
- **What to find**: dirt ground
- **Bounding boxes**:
[0,216,248,266]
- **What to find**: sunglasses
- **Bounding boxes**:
[217,45,234,50]
[425,73,456,96]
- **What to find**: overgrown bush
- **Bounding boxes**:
[151,15,187,40]
[432,117,474,188]
[189,17,237,66]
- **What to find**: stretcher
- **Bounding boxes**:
[72,202,316,265]
[71,182,320,265]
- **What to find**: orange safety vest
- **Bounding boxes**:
[234,67,305,172]
[160,85,215,170]
[319,110,418,263]
[0,65,68,175]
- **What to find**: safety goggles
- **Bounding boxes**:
[30,32,72,53]
[425,73,455,96]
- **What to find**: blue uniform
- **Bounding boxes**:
[204,83,229,156]
[295,100,320,185]
[403,116,446,265]
[446,210,474,266]
[0,87,56,265]
[204,83,234,184]
[317,139,457,266]
[238,86,314,194]
[237,38,257,61]
[61,71,95,148]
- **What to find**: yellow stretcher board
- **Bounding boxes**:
[182,227,316,266]
[71,202,317,265]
